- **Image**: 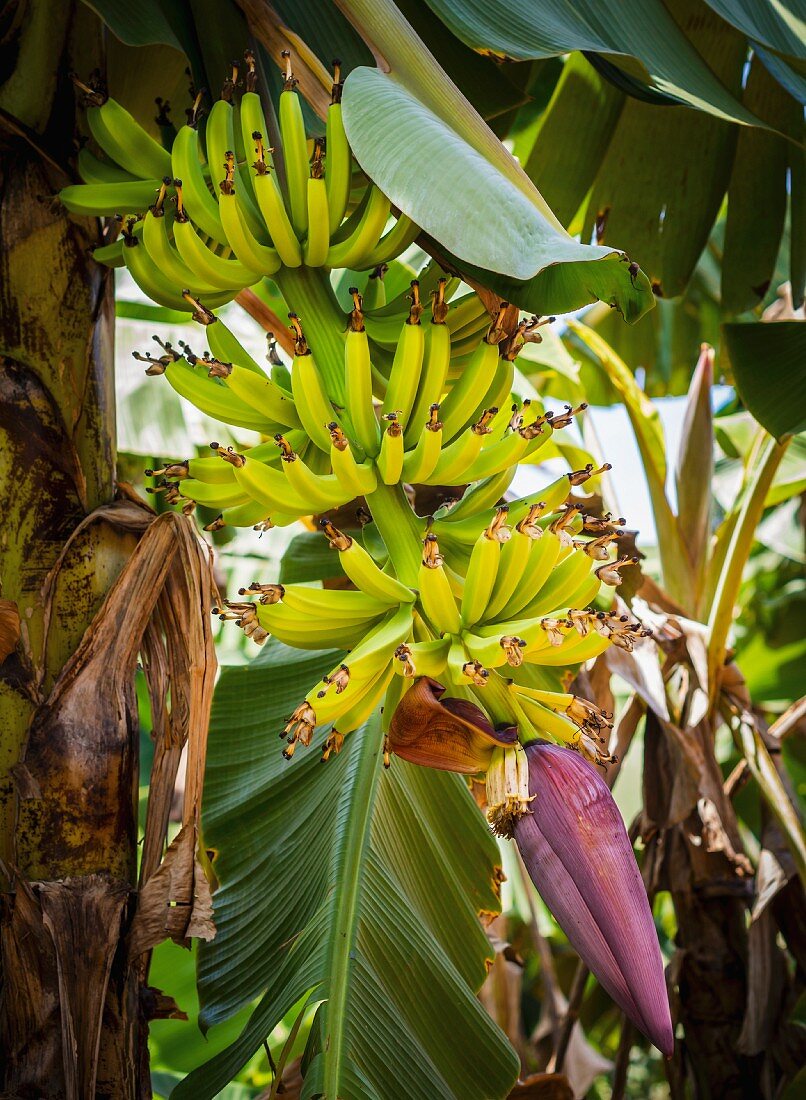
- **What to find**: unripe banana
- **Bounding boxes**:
[376,413,405,485]
[288,316,340,452]
[405,281,451,446]
[278,52,309,235]
[304,145,330,267]
[325,185,390,270]
[320,520,414,605]
[218,169,281,276]
[460,507,511,628]
[484,503,546,620]
[382,282,425,428]
[77,147,136,185]
[171,124,227,244]
[275,434,352,511]
[325,68,352,233]
[344,291,381,457]
[427,410,496,485]
[328,426,378,497]
[418,535,461,635]
[401,405,443,484]
[251,131,303,268]
[439,307,508,441]
[205,356,300,427]
[87,96,173,179]
[61,180,161,216]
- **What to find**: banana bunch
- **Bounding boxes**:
[135,283,581,528]
[61,54,419,312]
[214,475,645,763]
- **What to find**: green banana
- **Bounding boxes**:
[320,520,414,605]
[278,52,310,235]
[325,68,352,233]
[61,180,161,216]
[382,282,425,427]
[344,291,381,456]
[171,124,227,244]
[325,185,390,270]
[86,96,172,179]
[405,281,451,446]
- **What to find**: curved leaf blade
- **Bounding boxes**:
[342,67,653,319]
[175,641,517,1098]
[420,0,761,125]
[342,67,616,281]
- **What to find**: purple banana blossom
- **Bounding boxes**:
[514,741,674,1056]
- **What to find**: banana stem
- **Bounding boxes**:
[480,672,536,737]
[366,481,424,587]
[274,265,346,402]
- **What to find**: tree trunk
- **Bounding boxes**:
[0,3,145,1094]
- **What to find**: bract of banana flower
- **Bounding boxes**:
[387,676,517,773]
[514,741,674,1057]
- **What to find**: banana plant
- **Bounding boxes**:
[511,326,806,1098]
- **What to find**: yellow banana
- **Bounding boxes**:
[401,405,443,484]
[320,520,414,605]
[460,507,511,628]
[382,282,425,427]
[405,281,451,446]
[328,426,378,497]
[418,535,461,635]
[376,413,405,485]
[303,148,330,266]
[325,185,390,269]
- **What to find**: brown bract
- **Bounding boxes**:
[387,676,517,773]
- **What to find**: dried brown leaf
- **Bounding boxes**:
[507,1073,575,1100]
[128,823,215,958]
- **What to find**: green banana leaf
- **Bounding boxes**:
[173,641,518,1098]
[419,0,761,124]
[702,0,806,60]
[722,321,806,440]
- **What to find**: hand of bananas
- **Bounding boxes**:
[61,48,648,796]
[61,53,419,312]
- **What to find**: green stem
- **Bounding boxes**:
[273,266,347,402]
[706,432,789,706]
[478,672,519,727]
[365,481,424,587]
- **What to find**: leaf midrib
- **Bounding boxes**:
[324,715,384,1096]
